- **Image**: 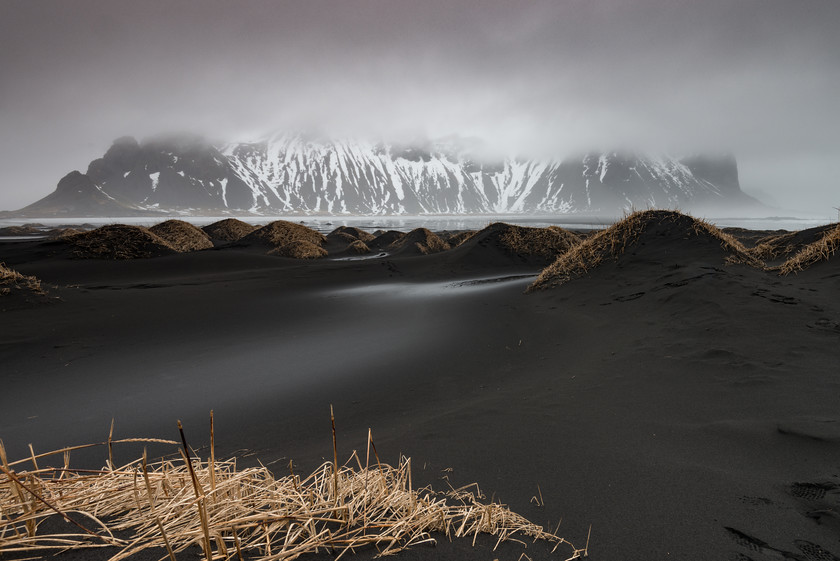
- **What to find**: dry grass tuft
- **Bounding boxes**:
[497,224,579,260]
[347,239,371,255]
[269,240,329,259]
[0,426,586,561]
[242,221,327,250]
[529,209,760,291]
[778,223,840,275]
[0,263,44,296]
[149,220,214,252]
[68,225,178,260]
[201,219,257,242]
[390,228,450,255]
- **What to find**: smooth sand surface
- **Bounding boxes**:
[1,225,839,560]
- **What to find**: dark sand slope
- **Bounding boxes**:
[2,212,840,560]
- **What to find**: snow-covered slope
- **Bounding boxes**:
[22,133,762,216]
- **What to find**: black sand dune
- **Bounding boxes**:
[368,229,406,250]
[531,209,760,290]
[148,219,214,252]
[778,223,840,275]
[67,224,179,259]
[201,217,257,242]
[384,228,450,255]
[448,222,579,268]
[1,212,840,561]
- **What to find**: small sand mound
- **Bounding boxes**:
[779,223,840,274]
[149,220,213,252]
[0,225,42,236]
[0,262,44,295]
[369,230,406,250]
[389,228,450,255]
[202,218,257,242]
[327,231,360,245]
[446,230,478,247]
[347,239,371,255]
[69,225,178,259]
[269,240,328,259]
[329,226,376,243]
[241,220,327,250]
[530,210,760,290]
[751,223,839,261]
[48,228,86,239]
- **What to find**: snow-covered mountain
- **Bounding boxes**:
[14,133,762,217]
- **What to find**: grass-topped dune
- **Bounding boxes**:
[67,225,179,259]
[149,220,214,252]
[777,222,840,274]
[380,228,451,255]
[0,262,44,295]
[529,210,762,291]
[201,218,257,242]
[449,223,579,266]
[240,221,328,259]
[750,223,839,263]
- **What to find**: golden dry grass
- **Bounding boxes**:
[347,239,371,255]
[391,229,450,255]
[778,223,840,275]
[750,232,798,260]
[68,225,179,259]
[0,263,44,296]
[0,422,586,561]
[529,210,760,291]
[242,221,327,249]
[149,220,214,252]
[269,240,329,259]
[497,224,579,260]
[202,219,257,242]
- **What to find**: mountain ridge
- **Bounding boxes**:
[7,133,765,217]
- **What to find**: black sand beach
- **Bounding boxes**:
[2,215,840,560]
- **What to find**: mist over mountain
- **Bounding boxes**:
[10,133,764,218]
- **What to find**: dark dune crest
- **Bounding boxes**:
[328,226,376,243]
[444,230,478,247]
[68,224,178,259]
[452,222,580,266]
[240,220,327,250]
[529,209,761,290]
[202,218,257,242]
[387,228,450,255]
[369,230,406,250]
[0,262,44,295]
[268,240,328,259]
[779,223,840,275]
[149,219,214,252]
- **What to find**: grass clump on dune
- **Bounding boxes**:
[529,209,760,291]
[242,221,327,249]
[149,220,214,252]
[268,240,329,259]
[391,228,451,255]
[445,230,478,248]
[0,418,587,561]
[498,224,579,260]
[201,218,257,242]
[69,225,178,259]
[0,262,44,295]
[778,223,840,275]
[347,239,371,255]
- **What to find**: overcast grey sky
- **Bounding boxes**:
[1,0,839,215]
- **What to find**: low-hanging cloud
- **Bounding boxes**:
[1,0,838,214]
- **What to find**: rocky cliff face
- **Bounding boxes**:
[16,133,763,216]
